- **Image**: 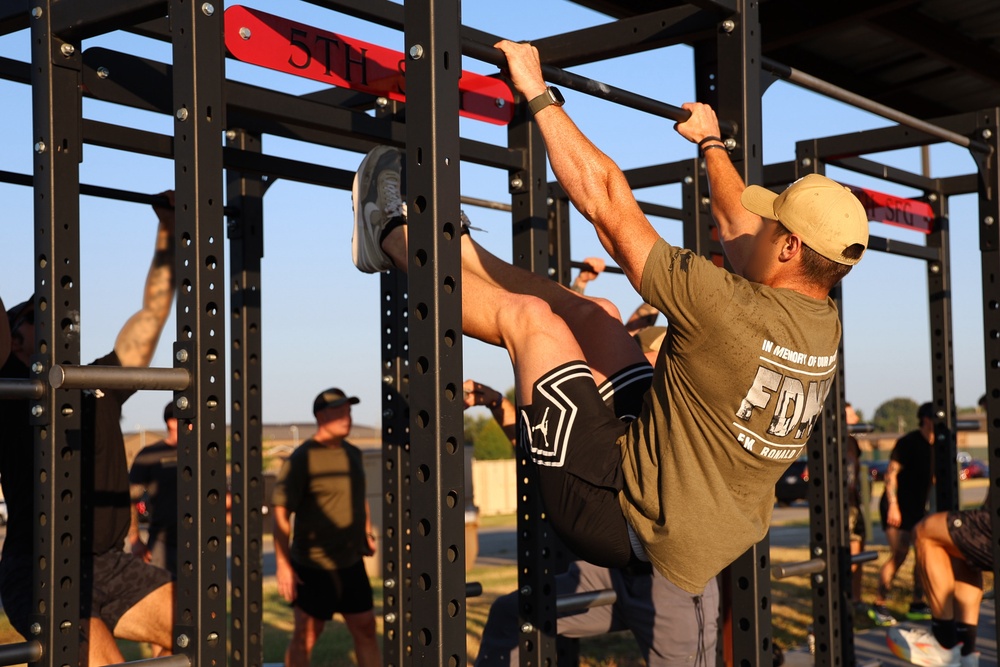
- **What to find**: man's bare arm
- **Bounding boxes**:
[495,41,659,293]
[674,103,763,276]
[114,191,176,368]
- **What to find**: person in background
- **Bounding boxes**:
[128,402,180,577]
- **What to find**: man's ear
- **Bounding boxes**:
[778,233,803,262]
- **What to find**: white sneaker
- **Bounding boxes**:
[887,626,961,667]
[960,652,980,667]
[352,146,404,273]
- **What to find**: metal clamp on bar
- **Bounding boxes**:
[851,551,879,566]
[771,557,825,580]
[0,640,42,666]
[105,654,192,667]
[555,588,617,614]
[0,378,46,400]
[49,365,191,391]
[466,582,483,598]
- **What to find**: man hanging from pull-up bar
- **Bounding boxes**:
[0,193,178,665]
[352,40,868,625]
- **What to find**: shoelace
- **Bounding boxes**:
[382,174,405,218]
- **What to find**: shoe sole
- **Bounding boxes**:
[886,627,961,667]
[351,145,397,272]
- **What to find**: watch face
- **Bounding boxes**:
[550,87,565,106]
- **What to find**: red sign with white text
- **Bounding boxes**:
[847,185,935,234]
[224,5,514,125]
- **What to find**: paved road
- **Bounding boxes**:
[476,483,989,563]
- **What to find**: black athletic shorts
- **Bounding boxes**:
[0,549,170,640]
[946,508,993,572]
[292,559,374,619]
[518,361,652,569]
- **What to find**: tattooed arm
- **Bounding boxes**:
[114,191,176,368]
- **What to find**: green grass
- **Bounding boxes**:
[0,480,991,664]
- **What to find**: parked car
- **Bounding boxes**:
[958,451,989,480]
[868,460,889,483]
[775,456,809,505]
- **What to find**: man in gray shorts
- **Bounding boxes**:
[464,380,718,666]
[887,508,991,667]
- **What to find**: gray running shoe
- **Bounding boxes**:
[868,603,898,627]
[352,146,404,273]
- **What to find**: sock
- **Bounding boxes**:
[378,215,406,247]
[931,618,959,649]
[956,623,977,655]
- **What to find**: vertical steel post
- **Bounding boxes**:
[794,150,851,667]
[226,128,265,667]
[509,92,563,667]
[29,4,82,666]
[402,1,466,663]
[170,1,227,664]
[974,109,1000,628]
[380,268,411,667]
[926,190,959,512]
[702,2,768,664]
[547,196,573,287]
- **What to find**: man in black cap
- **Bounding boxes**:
[0,192,177,664]
[128,402,181,577]
[872,401,937,625]
[272,388,380,667]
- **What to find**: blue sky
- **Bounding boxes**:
[0,1,987,432]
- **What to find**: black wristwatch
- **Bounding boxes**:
[528,86,565,115]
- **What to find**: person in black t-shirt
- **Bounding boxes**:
[128,402,180,577]
[0,192,178,665]
[872,402,936,625]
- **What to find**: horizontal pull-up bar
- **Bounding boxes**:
[0,640,41,666]
[49,365,191,392]
[571,260,624,276]
[106,654,192,667]
[462,40,737,136]
[0,378,45,400]
[772,550,879,579]
[556,588,617,613]
[0,170,241,217]
[761,57,991,154]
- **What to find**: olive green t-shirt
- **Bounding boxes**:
[620,239,841,594]
[272,439,368,570]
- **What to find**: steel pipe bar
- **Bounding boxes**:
[465,582,483,598]
[556,589,618,613]
[106,655,192,667]
[771,557,825,579]
[761,57,990,153]
[851,551,879,565]
[571,260,624,276]
[461,39,737,134]
[460,195,512,212]
[49,365,190,391]
[0,378,45,400]
[0,640,42,666]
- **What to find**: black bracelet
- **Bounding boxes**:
[701,144,728,155]
[697,135,724,148]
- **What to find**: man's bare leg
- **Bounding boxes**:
[286,607,324,667]
[343,610,381,667]
[84,617,125,667]
[113,582,173,654]
[381,226,589,402]
[381,225,645,389]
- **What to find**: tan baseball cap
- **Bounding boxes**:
[741,174,869,266]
